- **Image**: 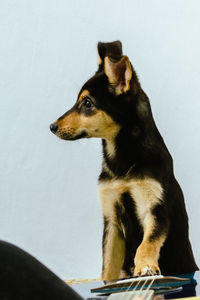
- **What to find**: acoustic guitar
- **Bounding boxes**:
[73,272,200,300]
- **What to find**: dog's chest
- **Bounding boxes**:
[98,178,163,226]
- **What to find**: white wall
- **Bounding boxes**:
[0,0,199,279]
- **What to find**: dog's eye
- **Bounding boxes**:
[84,97,93,109]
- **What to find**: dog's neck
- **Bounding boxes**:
[100,129,140,179]
[100,122,167,180]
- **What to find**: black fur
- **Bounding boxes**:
[82,43,198,275]
[51,41,198,276]
[118,192,143,276]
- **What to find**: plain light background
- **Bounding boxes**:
[0,0,199,279]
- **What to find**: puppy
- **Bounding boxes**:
[50,41,198,281]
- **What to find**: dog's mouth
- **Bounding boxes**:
[49,123,88,141]
[57,130,88,141]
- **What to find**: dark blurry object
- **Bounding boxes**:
[0,240,83,300]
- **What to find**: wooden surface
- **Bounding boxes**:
[65,278,100,285]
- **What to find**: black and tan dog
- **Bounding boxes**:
[50,41,198,281]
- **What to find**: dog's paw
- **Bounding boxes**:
[134,264,161,276]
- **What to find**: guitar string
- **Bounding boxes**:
[121,275,142,294]
[120,270,154,300]
[140,273,157,300]
[119,275,144,299]
[134,269,159,300]
[122,269,157,300]
[131,277,141,291]
[133,271,155,300]
[139,269,158,299]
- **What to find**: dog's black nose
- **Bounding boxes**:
[50,123,58,133]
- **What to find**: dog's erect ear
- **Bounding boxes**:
[104,56,132,95]
[97,41,123,66]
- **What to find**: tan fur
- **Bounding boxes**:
[98,181,126,220]
[102,159,115,178]
[98,53,103,65]
[77,89,90,102]
[98,180,126,281]
[104,139,116,158]
[134,235,166,276]
[104,56,132,95]
[129,178,163,226]
[119,269,129,279]
[56,109,120,140]
[98,177,164,280]
[99,178,163,221]
[102,222,125,281]
[56,111,81,137]
[132,179,165,276]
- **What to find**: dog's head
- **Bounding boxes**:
[50,41,144,141]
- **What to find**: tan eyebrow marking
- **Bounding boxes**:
[77,89,90,103]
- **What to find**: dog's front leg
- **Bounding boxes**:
[134,208,169,276]
[101,218,125,281]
